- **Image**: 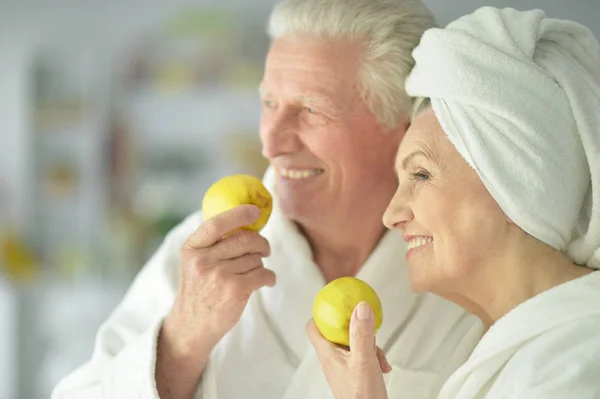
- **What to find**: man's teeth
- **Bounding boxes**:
[280,169,323,179]
[407,237,433,250]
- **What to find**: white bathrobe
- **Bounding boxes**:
[51,167,483,399]
[439,272,600,399]
[404,6,600,399]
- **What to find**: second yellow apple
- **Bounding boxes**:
[313,277,383,346]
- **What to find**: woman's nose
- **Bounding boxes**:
[383,189,414,230]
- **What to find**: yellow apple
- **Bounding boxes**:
[202,174,273,232]
[313,277,383,346]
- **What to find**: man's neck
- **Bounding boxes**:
[297,215,388,283]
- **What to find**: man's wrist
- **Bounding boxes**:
[159,316,217,366]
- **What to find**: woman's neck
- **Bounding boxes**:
[460,245,593,328]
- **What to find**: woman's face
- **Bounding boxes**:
[383,108,510,295]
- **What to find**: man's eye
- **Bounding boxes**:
[263,100,277,108]
[301,107,330,127]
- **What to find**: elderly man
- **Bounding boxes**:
[52,1,482,398]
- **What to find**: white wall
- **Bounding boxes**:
[0,33,33,230]
[0,280,17,399]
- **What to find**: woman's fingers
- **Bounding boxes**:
[376,346,392,374]
[307,311,389,399]
[308,304,390,373]
[349,302,377,367]
[306,319,334,355]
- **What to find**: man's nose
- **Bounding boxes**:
[260,111,303,159]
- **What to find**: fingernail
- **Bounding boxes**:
[250,205,261,217]
[356,302,372,320]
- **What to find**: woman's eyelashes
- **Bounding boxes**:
[410,167,431,182]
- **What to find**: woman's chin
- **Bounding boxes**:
[407,272,434,294]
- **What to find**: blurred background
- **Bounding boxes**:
[0,0,598,398]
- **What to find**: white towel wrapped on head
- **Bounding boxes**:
[405,7,600,268]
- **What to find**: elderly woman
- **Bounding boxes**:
[307,6,600,399]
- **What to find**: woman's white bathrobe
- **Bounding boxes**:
[51,167,483,399]
[438,272,600,399]
[405,6,600,399]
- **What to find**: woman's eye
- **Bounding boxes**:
[411,169,430,181]
[263,100,277,108]
[307,107,317,114]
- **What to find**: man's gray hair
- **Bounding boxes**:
[267,0,436,130]
[411,97,431,122]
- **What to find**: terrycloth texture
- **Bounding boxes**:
[405,7,600,268]
[52,166,483,399]
[438,271,600,398]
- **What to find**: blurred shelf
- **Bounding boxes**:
[123,85,261,146]
[6,275,133,399]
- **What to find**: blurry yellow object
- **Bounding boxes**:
[222,133,269,178]
[166,8,233,38]
[313,277,383,346]
[0,230,38,282]
[45,162,77,197]
[154,63,196,94]
[202,174,272,233]
[55,244,92,279]
[225,60,264,89]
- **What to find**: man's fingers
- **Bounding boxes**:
[349,302,377,365]
[211,230,271,261]
[219,253,264,274]
[186,229,270,269]
[376,346,392,374]
[240,265,277,290]
[187,205,261,248]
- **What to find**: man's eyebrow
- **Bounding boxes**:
[257,87,337,110]
[258,84,271,98]
[295,94,334,108]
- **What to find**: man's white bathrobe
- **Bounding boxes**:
[51,168,483,399]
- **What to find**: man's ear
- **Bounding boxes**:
[401,116,411,132]
[392,116,411,142]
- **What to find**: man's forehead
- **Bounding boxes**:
[260,83,333,102]
[258,78,358,110]
[260,40,363,109]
